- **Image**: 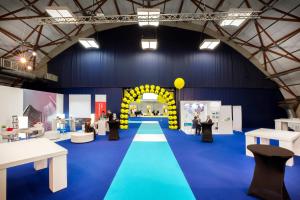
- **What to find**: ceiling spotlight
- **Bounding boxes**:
[27,65,33,71]
[141,39,157,50]
[137,8,160,27]
[32,51,37,56]
[199,39,220,50]
[220,8,253,27]
[45,6,75,22]
[79,38,99,48]
[20,57,27,64]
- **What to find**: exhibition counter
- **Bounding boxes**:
[128,117,169,128]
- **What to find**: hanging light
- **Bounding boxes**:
[27,65,33,71]
[45,6,76,22]
[199,39,220,50]
[220,8,253,27]
[79,38,99,48]
[141,39,157,50]
[32,51,37,56]
[137,8,160,27]
[20,57,27,64]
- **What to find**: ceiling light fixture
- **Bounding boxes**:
[32,51,37,56]
[137,8,160,27]
[45,6,75,22]
[141,39,157,50]
[27,65,33,71]
[78,38,99,48]
[20,57,27,64]
[199,39,220,50]
[220,8,253,27]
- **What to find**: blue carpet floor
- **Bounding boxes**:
[164,129,300,200]
[7,129,136,200]
[6,128,300,200]
[104,123,195,200]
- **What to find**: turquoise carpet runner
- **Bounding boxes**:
[104,122,196,200]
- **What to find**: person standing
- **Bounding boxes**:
[195,115,201,135]
[192,115,201,135]
[84,120,96,140]
[192,116,197,134]
[206,115,212,123]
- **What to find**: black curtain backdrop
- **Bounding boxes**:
[47,25,286,128]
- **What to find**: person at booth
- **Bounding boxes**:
[84,121,96,140]
[193,116,201,135]
[206,115,212,124]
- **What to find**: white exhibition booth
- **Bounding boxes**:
[0,85,108,143]
[180,100,242,134]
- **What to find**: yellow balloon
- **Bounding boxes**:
[174,78,185,90]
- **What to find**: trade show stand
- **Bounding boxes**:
[180,101,238,134]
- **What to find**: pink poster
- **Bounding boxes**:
[23,89,57,131]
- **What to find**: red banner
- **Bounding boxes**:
[95,102,106,120]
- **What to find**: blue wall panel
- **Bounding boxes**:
[48,25,276,89]
[47,25,286,128]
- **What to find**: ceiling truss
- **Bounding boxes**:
[0,0,299,101]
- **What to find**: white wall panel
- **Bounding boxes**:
[0,85,23,127]
[56,94,64,115]
[233,106,242,132]
[69,94,91,118]
[219,105,233,134]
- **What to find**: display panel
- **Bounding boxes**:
[23,89,57,131]
[180,100,221,134]
[95,94,107,120]
[69,94,91,118]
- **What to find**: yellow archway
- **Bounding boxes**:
[119,84,178,130]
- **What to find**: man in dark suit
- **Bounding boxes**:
[193,116,201,135]
[206,115,212,124]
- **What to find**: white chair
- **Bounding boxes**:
[44,130,60,140]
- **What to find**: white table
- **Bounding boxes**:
[245,128,300,166]
[0,138,68,200]
[275,118,300,131]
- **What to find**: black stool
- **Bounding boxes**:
[247,144,294,200]
[200,122,214,142]
[108,120,120,140]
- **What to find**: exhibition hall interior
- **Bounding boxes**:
[0,0,300,199]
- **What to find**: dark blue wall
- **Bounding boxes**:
[48,25,286,128]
